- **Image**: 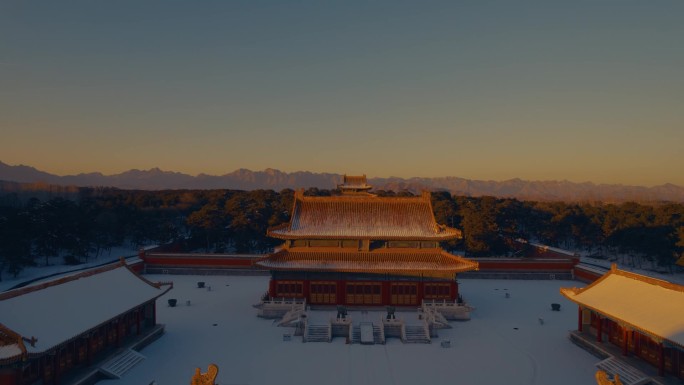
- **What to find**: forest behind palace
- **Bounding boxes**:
[0,187,682,280]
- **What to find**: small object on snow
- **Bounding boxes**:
[197,281,205,288]
[186,300,191,306]
[505,292,510,298]
[551,303,561,311]
[283,333,291,341]
[168,299,177,307]
[513,327,519,330]
[441,340,451,348]
[212,323,217,326]
[149,381,156,385]
[226,284,230,286]
[206,286,212,291]
[191,364,218,385]
[538,317,544,325]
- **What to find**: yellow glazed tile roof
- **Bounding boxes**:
[561,265,684,349]
[268,191,461,241]
[255,248,478,277]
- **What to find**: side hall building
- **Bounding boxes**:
[0,260,172,385]
[255,175,478,307]
[561,265,684,380]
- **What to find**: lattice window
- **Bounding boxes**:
[275,281,304,297]
[424,283,451,299]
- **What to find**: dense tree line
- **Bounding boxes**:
[428,193,683,269]
[0,188,682,280]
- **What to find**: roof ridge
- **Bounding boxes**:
[612,266,684,292]
[120,257,173,289]
[0,260,126,301]
[0,258,168,301]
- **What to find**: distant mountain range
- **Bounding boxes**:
[1,160,683,202]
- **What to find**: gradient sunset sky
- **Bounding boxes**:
[1,1,683,186]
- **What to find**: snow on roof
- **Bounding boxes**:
[268,192,461,240]
[0,262,171,359]
[256,248,478,277]
[561,266,684,348]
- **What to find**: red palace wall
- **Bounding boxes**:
[141,251,581,275]
[475,259,578,272]
[573,266,603,283]
[142,252,257,269]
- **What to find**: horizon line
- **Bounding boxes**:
[1,160,681,189]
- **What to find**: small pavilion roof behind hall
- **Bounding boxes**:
[337,174,373,192]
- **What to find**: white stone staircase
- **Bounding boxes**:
[372,324,385,344]
[596,357,651,385]
[304,323,331,343]
[403,324,431,344]
[360,322,374,344]
[99,349,146,379]
[350,323,385,344]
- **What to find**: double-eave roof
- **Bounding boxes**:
[255,248,478,278]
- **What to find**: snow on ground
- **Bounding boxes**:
[123,276,597,385]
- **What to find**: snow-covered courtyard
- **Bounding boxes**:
[122,275,598,385]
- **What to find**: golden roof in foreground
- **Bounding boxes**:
[561,264,684,349]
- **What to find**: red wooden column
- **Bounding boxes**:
[658,342,665,376]
[578,307,583,332]
[116,319,123,347]
[381,281,390,305]
[53,351,60,385]
[340,281,349,306]
[622,327,629,356]
[86,335,93,366]
[596,316,603,342]
[302,280,310,302]
[416,282,424,305]
[268,279,276,299]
